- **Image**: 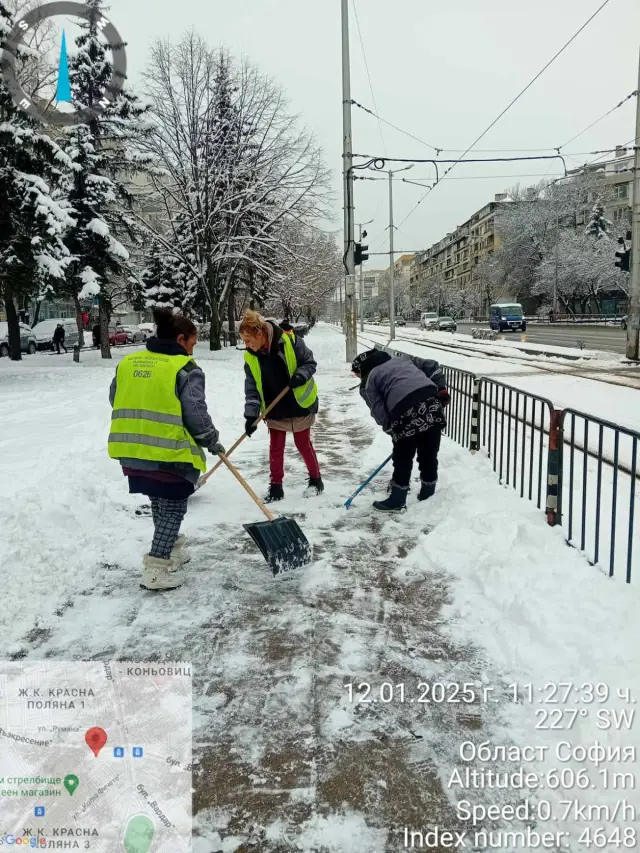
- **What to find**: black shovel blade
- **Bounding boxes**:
[243,516,312,576]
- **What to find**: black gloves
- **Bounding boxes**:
[245,417,258,437]
[289,372,307,389]
[210,441,226,455]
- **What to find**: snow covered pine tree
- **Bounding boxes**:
[0,1,73,360]
[60,0,153,358]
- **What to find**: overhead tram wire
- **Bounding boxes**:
[352,93,633,160]
[351,0,387,155]
[351,99,442,154]
[390,0,613,233]
[556,89,638,151]
[352,98,627,157]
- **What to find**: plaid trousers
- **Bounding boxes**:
[150,497,188,559]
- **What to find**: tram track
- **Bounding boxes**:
[361,329,640,391]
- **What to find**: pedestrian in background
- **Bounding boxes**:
[352,349,448,512]
[239,310,323,502]
[53,324,67,354]
[108,308,224,591]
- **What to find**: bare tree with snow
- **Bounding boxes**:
[262,222,342,322]
[141,35,331,349]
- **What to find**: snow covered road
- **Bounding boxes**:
[1,325,639,852]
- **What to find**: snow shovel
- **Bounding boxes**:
[216,454,312,576]
[344,455,393,509]
[196,386,292,490]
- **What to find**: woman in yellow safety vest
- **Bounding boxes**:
[239,310,323,502]
[108,308,224,591]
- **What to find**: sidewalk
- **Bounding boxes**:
[1,325,638,851]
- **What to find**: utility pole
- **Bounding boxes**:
[341,0,357,362]
[553,198,559,318]
[626,47,640,361]
[387,165,413,341]
[359,224,365,331]
[389,169,395,341]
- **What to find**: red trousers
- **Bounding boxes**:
[269,428,321,485]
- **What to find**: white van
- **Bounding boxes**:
[420,312,439,330]
[32,318,80,351]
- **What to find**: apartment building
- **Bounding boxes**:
[411,194,509,313]
[568,145,634,228]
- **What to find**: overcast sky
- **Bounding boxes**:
[107,0,640,265]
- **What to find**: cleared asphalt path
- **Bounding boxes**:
[406,321,626,355]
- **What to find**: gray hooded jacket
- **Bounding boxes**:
[360,354,443,432]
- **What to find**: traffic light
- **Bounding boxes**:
[354,241,369,266]
[615,235,631,272]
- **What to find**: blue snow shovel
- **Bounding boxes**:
[344,455,393,509]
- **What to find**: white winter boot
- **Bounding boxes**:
[141,554,184,591]
[170,534,190,567]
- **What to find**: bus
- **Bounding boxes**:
[489,303,527,332]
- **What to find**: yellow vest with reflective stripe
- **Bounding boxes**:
[108,351,206,472]
[244,333,318,413]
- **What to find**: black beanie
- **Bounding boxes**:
[352,349,391,383]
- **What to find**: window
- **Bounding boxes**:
[613,184,629,199]
[613,207,631,223]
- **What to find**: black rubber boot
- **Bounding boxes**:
[305,476,324,496]
[418,481,436,502]
[265,484,284,503]
[373,483,408,512]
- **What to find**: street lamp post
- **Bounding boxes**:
[388,164,414,341]
[341,0,357,362]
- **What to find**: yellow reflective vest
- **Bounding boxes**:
[108,351,206,472]
[244,332,318,413]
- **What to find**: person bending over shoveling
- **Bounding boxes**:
[352,349,449,512]
[108,308,224,591]
[239,310,323,502]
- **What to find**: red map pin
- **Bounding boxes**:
[85,727,108,757]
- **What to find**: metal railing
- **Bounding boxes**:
[442,366,475,448]
[458,314,625,326]
[558,410,640,583]
[369,339,639,583]
[478,380,554,513]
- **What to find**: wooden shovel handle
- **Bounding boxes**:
[198,386,291,488]
[216,454,276,522]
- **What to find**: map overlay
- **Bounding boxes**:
[0,661,191,851]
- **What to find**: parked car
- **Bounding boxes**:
[138,323,155,339]
[420,312,439,330]
[621,315,628,331]
[121,325,146,343]
[436,316,457,332]
[109,326,129,346]
[0,322,38,357]
[32,318,80,351]
[394,315,407,327]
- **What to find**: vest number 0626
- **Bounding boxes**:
[133,370,152,379]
